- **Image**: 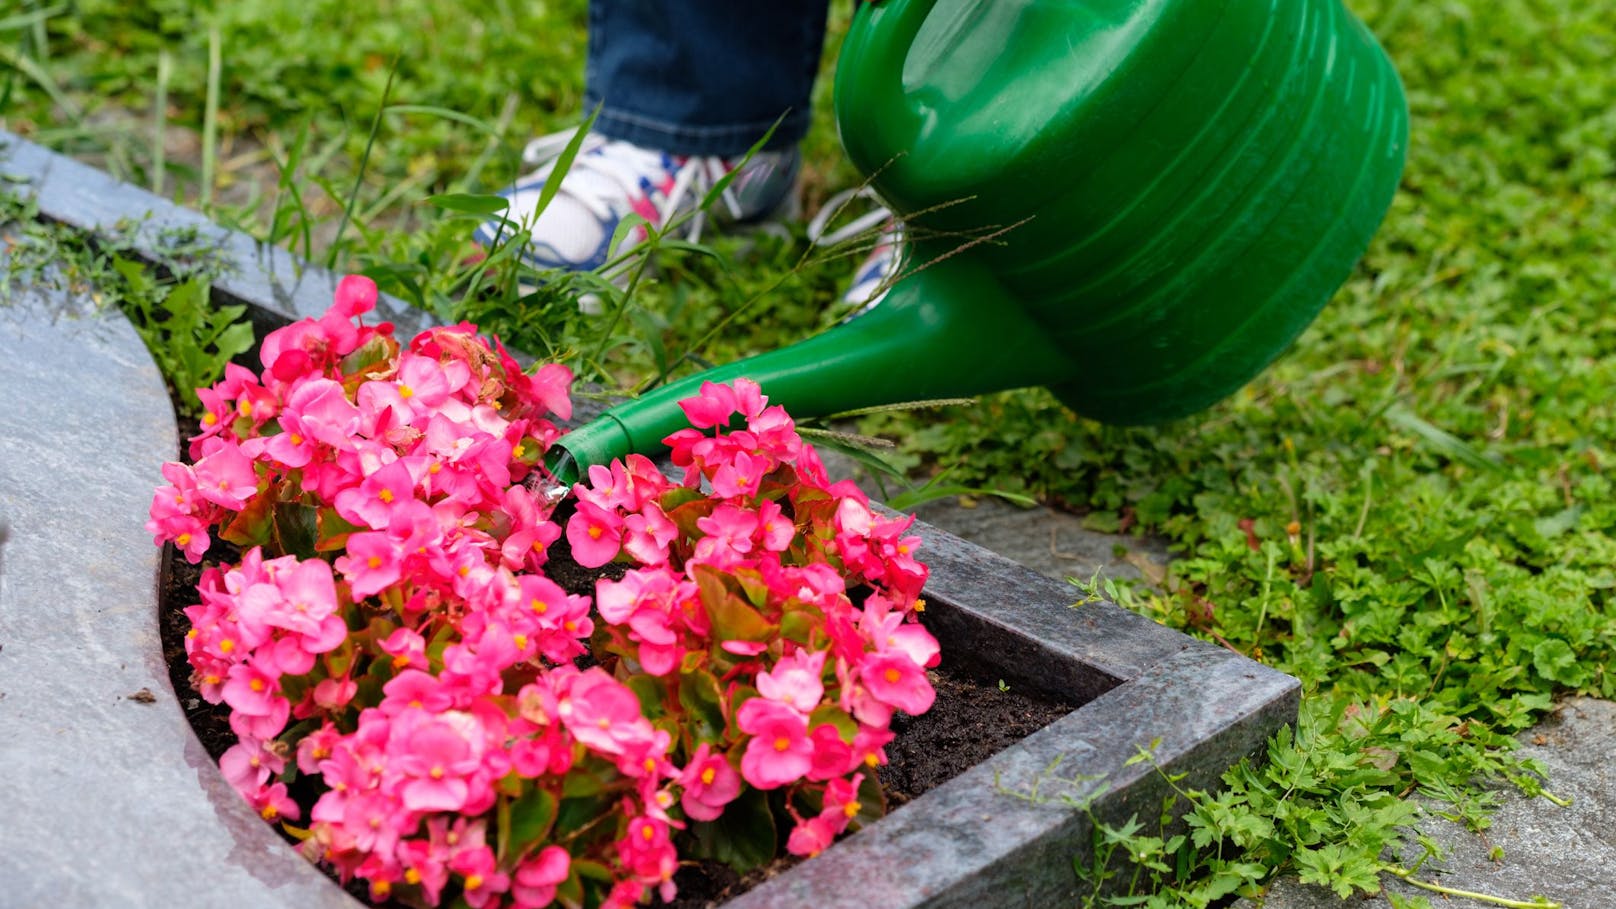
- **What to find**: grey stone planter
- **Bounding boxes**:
[0,132,1299,908]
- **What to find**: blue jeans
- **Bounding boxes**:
[585,0,831,157]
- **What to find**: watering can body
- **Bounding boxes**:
[552,0,1408,478]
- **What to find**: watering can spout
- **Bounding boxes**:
[547,255,1070,484]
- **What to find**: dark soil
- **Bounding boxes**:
[160,492,1078,908]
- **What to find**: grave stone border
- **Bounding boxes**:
[0,131,1299,908]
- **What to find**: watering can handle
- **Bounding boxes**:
[841,0,938,148]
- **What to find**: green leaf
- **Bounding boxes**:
[625,673,666,718]
[1531,638,1588,687]
[678,668,727,743]
[694,565,776,643]
[684,787,777,873]
[422,192,511,216]
[503,786,559,861]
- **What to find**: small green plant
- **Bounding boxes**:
[1,191,249,417]
[107,256,253,415]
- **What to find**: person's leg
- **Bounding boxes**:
[585,0,831,156]
[475,0,829,272]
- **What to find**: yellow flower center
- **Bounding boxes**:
[513,634,529,650]
[289,433,304,446]
[249,678,265,692]
[883,667,901,684]
[404,868,422,885]
[259,803,279,820]
[640,823,655,841]
[587,526,603,540]
[202,412,218,426]
[530,599,548,614]
[700,767,716,785]
[843,800,862,818]
[399,384,414,399]
[238,400,253,417]
[464,874,483,891]
[175,533,192,547]
[378,488,395,503]
[367,556,382,569]
[773,736,791,752]
[219,639,235,653]
[430,766,444,780]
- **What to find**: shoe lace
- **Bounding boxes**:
[806,186,894,248]
[521,129,746,244]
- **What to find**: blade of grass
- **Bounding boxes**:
[463,91,521,188]
[0,5,66,33]
[151,49,170,197]
[328,55,401,270]
[200,26,221,210]
[0,43,81,122]
[1385,404,1503,473]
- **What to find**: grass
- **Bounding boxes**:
[5,0,1615,906]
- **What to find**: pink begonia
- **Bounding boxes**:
[621,503,677,566]
[566,500,624,568]
[334,458,418,530]
[220,737,284,795]
[379,627,429,671]
[335,531,403,599]
[860,650,936,716]
[192,441,259,510]
[736,697,813,789]
[678,744,742,822]
[510,845,570,908]
[616,812,678,891]
[449,844,510,909]
[756,648,827,713]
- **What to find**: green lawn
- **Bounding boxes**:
[5,1,1615,905]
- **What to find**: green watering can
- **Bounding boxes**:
[550,0,1408,482]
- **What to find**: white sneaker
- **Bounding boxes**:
[474,128,801,276]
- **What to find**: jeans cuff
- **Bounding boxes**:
[585,96,811,157]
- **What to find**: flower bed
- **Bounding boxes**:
[147,277,967,907]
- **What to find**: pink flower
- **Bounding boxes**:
[393,714,479,813]
[756,648,827,713]
[736,697,813,789]
[510,845,570,908]
[555,668,656,761]
[678,744,742,822]
[711,450,768,499]
[334,458,417,530]
[621,503,677,565]
[334,531,402,599]
[755,498,795,552]
[332,274,378,319]
[449,844,510,909]
[860,651,935,715]
[192,442,259,510]
[287,377,362,449]
[786,814,837,858]
[617,812,677,887]
[566,500,624,568]
[379,627,428,671]
[219,737,284,795]
[677,380,740,429]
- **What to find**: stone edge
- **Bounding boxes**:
[2,130,1302,907]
